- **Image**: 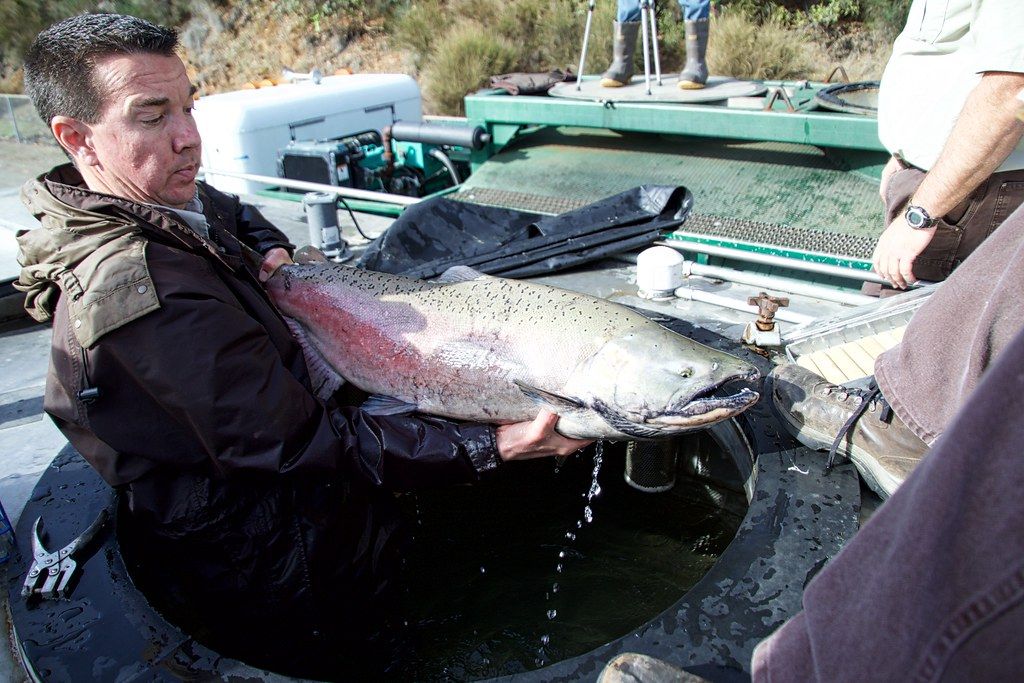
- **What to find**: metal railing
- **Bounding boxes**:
[0,94,53,144]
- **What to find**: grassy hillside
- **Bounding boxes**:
[1,0,907,115]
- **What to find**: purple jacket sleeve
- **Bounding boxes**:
[752,326,1024,682]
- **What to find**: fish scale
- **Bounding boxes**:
[267,262,760,439]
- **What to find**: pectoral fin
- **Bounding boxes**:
[513,380,585,413]
[361,394,420,415]
[284,317,345,401]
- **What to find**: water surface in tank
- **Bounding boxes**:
[394,442,746,680]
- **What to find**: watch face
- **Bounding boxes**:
[905,205,931,229]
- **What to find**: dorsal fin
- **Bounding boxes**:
[435,265,490,284]
[294,245,330,265]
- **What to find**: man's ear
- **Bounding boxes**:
[51,116,97,166]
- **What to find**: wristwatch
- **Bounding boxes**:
[904,204,938,230]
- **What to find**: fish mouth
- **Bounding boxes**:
[663,386,760,421]
[666,366,761,419]
[593,368,761,439]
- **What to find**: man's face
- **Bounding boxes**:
[77,52,201,209]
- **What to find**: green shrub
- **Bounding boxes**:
[804,0,861,28]
[707,10,811,81]
[394,0,447,70]
[0,0,194,65]
[422,21,519,114]
[861,0,911,39]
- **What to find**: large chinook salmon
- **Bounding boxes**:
[266,257,760,440]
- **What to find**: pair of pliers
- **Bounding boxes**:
[21,509,109,600]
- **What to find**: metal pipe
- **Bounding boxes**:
[576,0,596,91]
[640,0,653,95]
[428,148,461,185]
[390,120,490,150]
[381,125,395,176]
[656,236,888,284]
[199,168,421,206]
[682,261,874,305]
[674,287,814,325]
[614,252,875,305]
[5,96,22,144]
[648,0,662,86]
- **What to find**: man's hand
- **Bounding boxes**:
[871,216,936,289]
[871,72,1024,289]
[495,410,594,462]
[259,247,293,282]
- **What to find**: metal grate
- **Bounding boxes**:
[451,188,877,260]
[450,187,586,215]
[679,213,877,260]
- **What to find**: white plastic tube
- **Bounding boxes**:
[674,287,814,325]
[199,168,421,206]
[682,261,875,306]
[655,237,888,285]
[615,253,874,306]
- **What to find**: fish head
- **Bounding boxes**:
[571,325,761,438]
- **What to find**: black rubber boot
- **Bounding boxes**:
[678,18,709,90]
[600,21,640,87]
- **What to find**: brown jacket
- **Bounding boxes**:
[16,165,499,663]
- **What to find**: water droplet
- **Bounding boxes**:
[479,566,486,574]
[584,506,594,523]
[565,532,576,541]
[556,563,563,573]
[577,520,583,529]
[547,609,557,620]
[558,550,566,559]
[540,634,550,645]
[552,582,560,593]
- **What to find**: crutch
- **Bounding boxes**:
[648,0,663,86]
[575,0,597,91]
[640,0,653,94]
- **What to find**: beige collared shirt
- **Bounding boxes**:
[877,0,1024,171]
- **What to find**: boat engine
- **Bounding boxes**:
[277,121,489,198]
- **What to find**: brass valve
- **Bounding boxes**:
[747,292,790,331]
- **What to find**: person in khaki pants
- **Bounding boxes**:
[771,0,1024,501]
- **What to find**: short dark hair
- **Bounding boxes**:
[24,13,179,126]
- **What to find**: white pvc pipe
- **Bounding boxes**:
[655,236,888,284]
[199,168,422,206]
[683,261,875,306]
[674,287,815,325]
[614,252,874,305]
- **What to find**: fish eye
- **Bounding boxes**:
[679,368,693,378]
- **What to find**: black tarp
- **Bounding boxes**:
[357,185,693,279]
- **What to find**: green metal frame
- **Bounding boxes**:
[662,231,873,272]
[465,84,885,169]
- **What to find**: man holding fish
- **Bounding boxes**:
[15,12,594,669]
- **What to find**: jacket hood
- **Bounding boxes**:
[16,165,167,344]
